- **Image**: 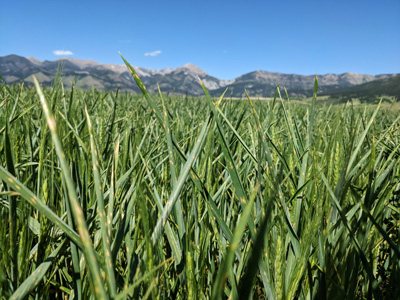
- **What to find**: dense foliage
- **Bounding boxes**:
[0,58,399,299]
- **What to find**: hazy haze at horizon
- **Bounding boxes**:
[1,0,399,79]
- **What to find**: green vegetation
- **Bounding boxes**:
[320,75,400,104]
[0,56,399,299]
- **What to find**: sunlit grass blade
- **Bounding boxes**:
[33,77,108,299]
[321,173,383,299]
[246,90,300,252]
[140,154,182,264]
[120,54,163,123]
[211,185,258,299]
[200,80,248,205]
[114,257,173,300]
[360,204,400,259]
[151,115,211,244]
[216,106,258,164]
[346,100,382,176]
[9,242,64,300]
[85,106,117,296]
[0,166,83,249]
[4,119,18,288]
[159,86,186,240]
[238,193,274,299]
[0,103,37,135]
[308,74,318,147]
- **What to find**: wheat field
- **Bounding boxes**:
[0,56,399,299]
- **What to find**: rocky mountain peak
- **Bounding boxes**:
[179,63,208,76]
[61,58,100,69]
[27,56,42,65]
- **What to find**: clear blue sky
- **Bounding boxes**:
[1,0,399,79]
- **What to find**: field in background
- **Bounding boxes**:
[1,59,400,299]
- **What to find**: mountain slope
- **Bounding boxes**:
[320,75,400,100]
[0,54,398,98]
[210,70,399,97]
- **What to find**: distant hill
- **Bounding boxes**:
[320,75,400,102]
[209,70,399,98]
[1,54,398,98]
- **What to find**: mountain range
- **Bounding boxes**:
[0,54,398,98]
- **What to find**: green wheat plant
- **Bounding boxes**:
[0,54,399,299]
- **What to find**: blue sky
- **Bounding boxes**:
[1,0,399,79]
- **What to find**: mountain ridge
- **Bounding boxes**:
[1,54,398,97]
